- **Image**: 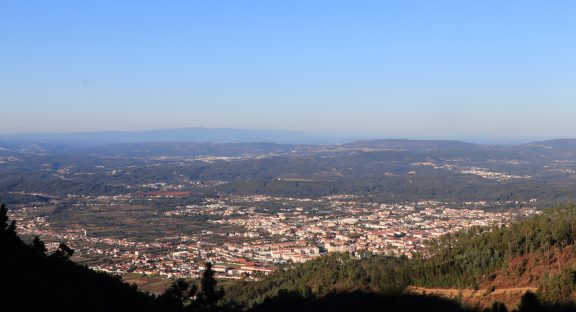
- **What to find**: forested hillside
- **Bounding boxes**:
[224,254,411,308]
[411,203,576,291]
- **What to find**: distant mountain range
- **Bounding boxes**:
[0,126,572,149]
[2,131,576,158]
[0,127,355,146]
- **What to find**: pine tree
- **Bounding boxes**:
[0,203,8,230]
[0,203,16,237]
[32,236,47,255]
[159,279,197,311]
[51,242,74,259]
[195,262,223,311]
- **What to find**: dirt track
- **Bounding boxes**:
[408,286,537,310]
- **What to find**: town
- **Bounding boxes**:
[8,192,538,288]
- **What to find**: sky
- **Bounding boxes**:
[1,1,576,139]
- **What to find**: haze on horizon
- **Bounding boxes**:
[2,1,575,139]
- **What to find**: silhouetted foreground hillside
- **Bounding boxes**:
[0,205,171,312]
[248,291,467,312]
[247,290,576,312]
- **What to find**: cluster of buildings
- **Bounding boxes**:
[9,194,539,281]
[0,156,18,164]
[410,161,531,181]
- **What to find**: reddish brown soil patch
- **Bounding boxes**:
[483,245,576,290]
[409,245,576,310]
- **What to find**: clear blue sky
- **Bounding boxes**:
[1,1,575,139]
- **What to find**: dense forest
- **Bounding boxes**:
[223,253,411,308]
[411,203,576,292]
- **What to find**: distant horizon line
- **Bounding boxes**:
[0,126,574,146]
